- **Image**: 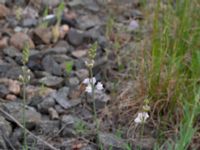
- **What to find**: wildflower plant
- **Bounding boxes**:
[18,42,31,150]
[134,98,150,124]
[83,42,102,133]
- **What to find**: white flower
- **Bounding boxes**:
[85,84,92,93]
[83,78,90,84]
[134,112,149,124]
[82,77,96,85]
[96,82,103,91]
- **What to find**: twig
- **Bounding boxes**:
[0,108,59,150]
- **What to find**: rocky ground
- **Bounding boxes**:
[0,0,154,149]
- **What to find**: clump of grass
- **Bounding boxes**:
[144,0,200,148]
[75,120,88,135]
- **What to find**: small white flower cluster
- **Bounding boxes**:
[134,112,149,124]
[83,77,103,93]
[134,99,150,124]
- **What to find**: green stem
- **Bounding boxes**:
[89,67,100,145]
[22,69,27,150]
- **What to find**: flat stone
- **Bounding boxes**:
[0,116,12,136]
[68,77,80,88]
[0,4,9,19]
[39,76,63,88]
[33,27,52,44]
[21,18,37,27]
[42,55,62,76]
[0,84,9,98]
[3,47,19,58]
[41,0,60,8]
[0,78,21,93]
[72,50,87,58]
[2,102,42,129]
[68,0,100,12]
[0,116,12,149]
[0,37,8,48]
[35,120,60,136]
[10,32,35,50]
[53,87,81,109]
[75,69,89,80]
[77,15,101,30]
[99,132,125,150]
[37,96,56,113]
[67,28,84,47]
[87,90,110,109]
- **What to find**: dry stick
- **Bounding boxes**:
[0,108,59,150]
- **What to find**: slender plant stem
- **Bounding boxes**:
[89,67,100,147]
[22,69,27,150]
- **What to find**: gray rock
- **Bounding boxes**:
[44,47,68,55]
[0,0,6,4]
[75,69,89,81]
[35,120,60,136]
[3,47,19,58]
[52,54,71,64]
[37,96,56,113]
[0,84,9,98]
[53,87,81,109]
[39,76,63,88]
[2,102,42,129]
[87,91,110,109]
[0,64,12,77]
[74,59,86,70]
[61,115,77,137]
[6,66,23,80]
[68,77,80,88]
[42,55,62,76]
[68,0,100,12]
[67,28,84,47]
[41,0,60,8]
[27,53,43,70]
[98,132,125,150]
[0,116,12,136]
[77,15,101,30]
[0,134,7,149]
[10,128,22,148]
[21,18,37,27]
[71,50,87,58]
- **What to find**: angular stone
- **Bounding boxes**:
[3,47,19,58]
[33,28,52,44]
[37,96,56,113]
[87,90,110,109]
[0,84,9,98]
[2,102,42,129]
[72,50,87,58]
[99,132,125,150]
[0,4,9,19]
[53,87,81,109]
[35,120,60,136]
[10,32,35,50]
[42,55,62,76]
[67,28,84,47]
[39,76,63,88]
[0,116,12,149]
